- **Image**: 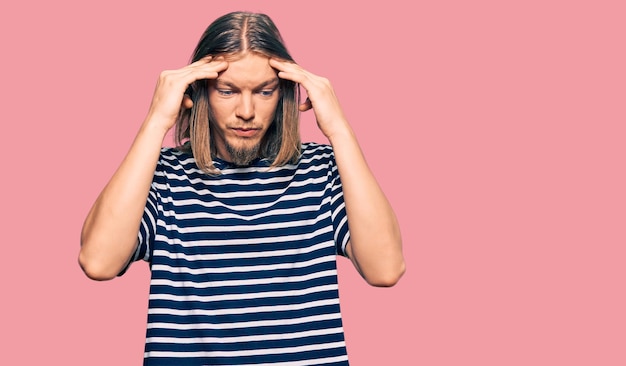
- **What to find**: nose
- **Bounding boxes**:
[236,93,255,121]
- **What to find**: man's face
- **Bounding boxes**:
[208,53,280,166]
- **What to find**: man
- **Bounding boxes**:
[80,11,405,365]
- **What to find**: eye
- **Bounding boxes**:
[217,89,234,96]
[258,89,276,97]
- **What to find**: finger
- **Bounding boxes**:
[270,58,309,83]
[276,70,308,85]
[269,58,292,70]
[177,61,229,86]
[180,57,228,79]
[187,59,228,73]
[189,55,215,66]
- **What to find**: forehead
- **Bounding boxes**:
[217,53,277,87]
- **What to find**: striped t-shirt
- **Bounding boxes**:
[126,142,351,365]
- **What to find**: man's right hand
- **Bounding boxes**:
[144,56,228,133]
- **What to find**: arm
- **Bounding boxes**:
[330,126,405,287]
[269,59,405,287]
[79,57,228,280]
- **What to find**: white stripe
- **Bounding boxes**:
[330,200,345,221]
[155,175,329,196]
[335,215,349,242]
[237,355,348,366]
[148,313,342,330]
[341,235,350,254]
[151,255,336,275]
[154,226,333,247]
[163,202,331,222]
[161,191,329,213]
[168,199,328,218]
[144,341,346,358]
[153,241,331,261]
[146,326,344,344]
[330,186,344,206]
[145,353,347,366]
[158,211,331,233]
[148,298,339,317]
[150,269,337,289]
[149,284,338,303]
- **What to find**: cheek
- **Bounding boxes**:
[208,100,233,122]
[258,99,280,120]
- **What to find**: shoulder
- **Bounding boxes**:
[298,142,338,172]
[301,142,334,159]
[159,146,190,159]
[155,146,200,175]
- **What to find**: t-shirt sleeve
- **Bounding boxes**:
[136,187,158,262]
[329,151,350,257]
[116,167,160,276]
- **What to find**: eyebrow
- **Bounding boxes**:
[215,77,279,89]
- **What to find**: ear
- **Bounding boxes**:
[182,95,193,110]
[299,97,313,112]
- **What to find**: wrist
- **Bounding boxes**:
[140,114,176,140]
[326,121,355,146]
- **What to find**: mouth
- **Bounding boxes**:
[231,127,261,138]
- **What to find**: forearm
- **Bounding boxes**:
[79,120,168,280]
[328,124,405,287]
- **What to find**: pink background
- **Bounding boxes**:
[1,0,625,364]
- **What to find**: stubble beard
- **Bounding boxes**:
[225,139,261,166]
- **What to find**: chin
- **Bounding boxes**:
[225,139,262,165]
